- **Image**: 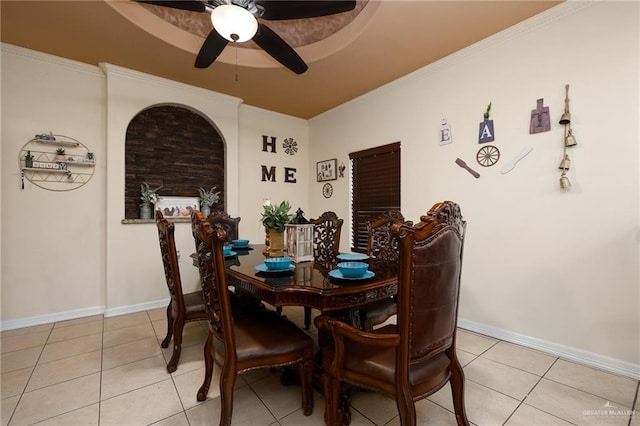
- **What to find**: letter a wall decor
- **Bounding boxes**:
[478,102,495,143]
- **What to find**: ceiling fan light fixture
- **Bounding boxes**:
[211,4,258,43]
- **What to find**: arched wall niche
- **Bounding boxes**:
[124,103,226,219]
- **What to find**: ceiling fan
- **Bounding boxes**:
[136,0,357,74]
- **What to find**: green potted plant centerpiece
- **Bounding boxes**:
[198,186,220,217]
[260,200,293,257]
[140,182,162,220]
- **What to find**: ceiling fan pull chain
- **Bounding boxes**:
[234,44,239,82]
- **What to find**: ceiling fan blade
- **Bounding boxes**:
[195,29,229,68]
[257,1,356,20]
[135,0,207,13]
[252,24,308,74]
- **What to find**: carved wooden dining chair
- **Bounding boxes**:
[355,210,412,331]
[206,210,241,244]
[300,211,344,329]
[155,210,208,373]
[191,211,314,424]
[315,201,469,426]
[311,211,343,264]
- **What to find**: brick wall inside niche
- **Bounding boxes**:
[125,105,225,219]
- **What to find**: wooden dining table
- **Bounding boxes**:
[225,244,398,327]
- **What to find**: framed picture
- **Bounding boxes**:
[155,196,200,219]
[316,159,337,182]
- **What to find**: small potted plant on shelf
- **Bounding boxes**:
[24,151,34,168]
[260,200,293,257]
[140,182,162,220]
[198,186,220,217]
[55,148,66,162]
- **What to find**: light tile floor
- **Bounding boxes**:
[1,306,638,426]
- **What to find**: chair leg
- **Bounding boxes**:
[219,363,237,426]
[395,389,416,426]
[299,350,314,416]
[161,302,173,348]
[197,331,214,402]
[323,371,342,426]
[304,307,312,330]
[448,352,470,426]
[166,318,184,373]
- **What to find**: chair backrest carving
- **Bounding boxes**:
[207,211,241,244]
[366,210,413,265]
[192,211,235,346]
[395,201,466,362]
[310,211,343,264]
[156,210,185,308]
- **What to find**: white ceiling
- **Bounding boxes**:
[0,0,561,119]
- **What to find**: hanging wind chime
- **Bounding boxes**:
[558,84,578,190]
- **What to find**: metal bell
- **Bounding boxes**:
[558,155,571,171]
[559,112,571,125]
[565,129,577,147]
[560,173,571,189]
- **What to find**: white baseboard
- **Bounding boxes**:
[0,306,106,331]
[458,318,640,381]
[104,299,168,318]
[0,299,169,331]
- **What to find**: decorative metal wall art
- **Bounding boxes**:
[338,162,346,178]
[322,183,333,198]
[478,102,495,143]
[283,137,298,155]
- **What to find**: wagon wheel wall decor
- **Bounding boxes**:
[476,145,500,167]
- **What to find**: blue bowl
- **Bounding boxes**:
[337,262,369,278]
[232,239,250,248]
[223,245,232,256]
[264,257,292,270]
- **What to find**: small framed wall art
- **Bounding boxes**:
[316,159,337,182]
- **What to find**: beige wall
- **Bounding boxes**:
[1,1,638,379]
[1,46,107,322]
[0,48,310,325]
[100,63,244,314]
[308,1,639,375]
[238,105,310,239]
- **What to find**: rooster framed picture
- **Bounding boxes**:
[155,197,199,219]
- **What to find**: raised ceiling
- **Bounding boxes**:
[0,1,561,119]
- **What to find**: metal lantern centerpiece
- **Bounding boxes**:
[285,208,315,263]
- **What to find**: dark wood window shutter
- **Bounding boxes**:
[349,142,400,252]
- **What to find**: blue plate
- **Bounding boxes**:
[337,253,369,261]
[328,269,375,281]
[255,264,295,273]
[224,251,237,258]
